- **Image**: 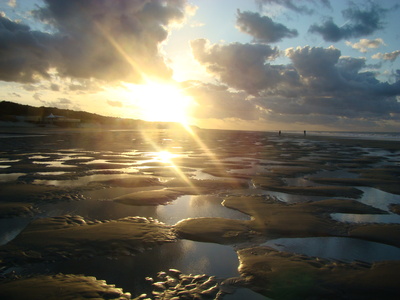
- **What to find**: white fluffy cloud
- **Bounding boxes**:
[372,50,400,62]
[345,38,385,53]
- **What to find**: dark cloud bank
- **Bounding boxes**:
[0,0,187,83]
[190,33,400,129]
[309,2,388,42]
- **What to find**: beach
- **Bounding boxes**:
[0,127,399,299]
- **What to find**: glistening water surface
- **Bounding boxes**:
[1,128,399,299]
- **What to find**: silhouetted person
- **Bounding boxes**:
[304,130,306,136]
[279,130,281,136]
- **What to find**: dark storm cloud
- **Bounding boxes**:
[309,3,387,42]
[0,14,54,82]
[236,10,298,43]
[0,0,188,83]
[256,0,331,15]
[190,38,281,94]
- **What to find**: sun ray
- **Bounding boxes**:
[126,81,194,124]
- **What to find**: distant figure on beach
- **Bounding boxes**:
[279,130,281,136]
[304,130,306,136]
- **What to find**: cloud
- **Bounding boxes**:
[236,10,298,43]
[190,21,205,28]
[7,0,17,8]
[22,84,37,91]
[256,0,331,15]
[372,50,400,62]
[10,92,21,98]
[345,38,385,53]
[50,83,59,91]
[0,14,54,82]
[182,81,262,120]
[33,92,42,101]
[190,38,281,94]
[0,0,189,84]
[191,40,400,129]
[39,97,80,110]
[255,46,400,122]
[107,100,123,108]
[68,79,102,93]
[309,3,387,42]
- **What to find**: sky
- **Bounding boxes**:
[1,0,400,132]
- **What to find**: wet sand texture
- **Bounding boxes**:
[223,195,386,238]
[0,215,176,266]
[0,202,35,217]
[0,274,131,300]
[1,128,399,299]
[238,246,400,299]
[113,189,183,206]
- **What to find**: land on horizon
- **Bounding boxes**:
[0,100,186,130]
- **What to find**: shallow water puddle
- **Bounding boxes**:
[0,173,26,182]
[331,213,400,224]
[264,237,400,263]
[32,173,140,187]
[356,186,400,211]
[0,217,31,246]
[37,194,250,225]
[21,240,248,298]
[32,160,76,168]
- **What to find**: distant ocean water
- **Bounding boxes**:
[309,131,400,141]
[283,131,400,141]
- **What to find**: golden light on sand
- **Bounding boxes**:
[128,82,193,123]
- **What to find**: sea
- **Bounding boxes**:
[281,130,400,141]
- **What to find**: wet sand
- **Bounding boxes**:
[0,127,399,299]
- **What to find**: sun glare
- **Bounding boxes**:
[127,82,193,123]
[156,150,178,163]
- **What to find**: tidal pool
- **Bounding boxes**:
[331,213,400,224]
[18,240,265,299]
[264,236,400,263]
[0,217,31,246]
[0,173,25,182]
[37,194,250,225]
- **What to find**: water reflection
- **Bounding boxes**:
[38,194,250,225]
[331,213,400,224]
[356,187,400,211]
[264,237,400,263]
[33,173,140,187]
[30,240,241,298]
[0,217,31,245]
[0,173,25,182]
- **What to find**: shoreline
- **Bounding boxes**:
[1,126,399,152]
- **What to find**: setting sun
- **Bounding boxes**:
[127,82,193,124]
